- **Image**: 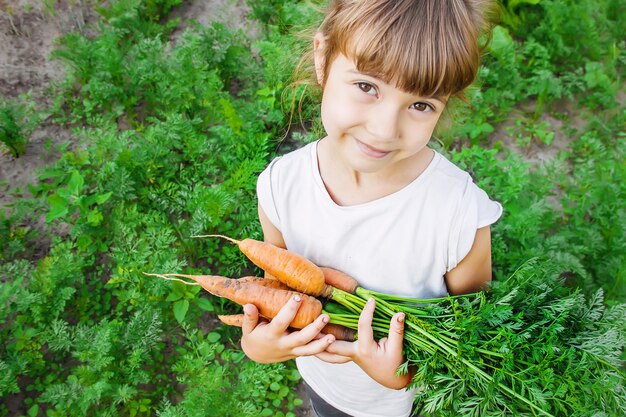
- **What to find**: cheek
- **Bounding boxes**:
[409,114,442,138]
[320,88,360,134]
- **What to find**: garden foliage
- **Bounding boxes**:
[0,0,624,416]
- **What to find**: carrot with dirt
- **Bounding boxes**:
[320,267,359,294]
[145,273,322,329]
[237,276,291,290]
[265,267,360,294]
[195,235,361,297]
[194,234,335,297]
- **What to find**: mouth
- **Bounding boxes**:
[355,139,391,159]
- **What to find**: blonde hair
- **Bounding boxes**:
[314,0,498,98]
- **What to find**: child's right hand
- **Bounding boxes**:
[240,295,336,363]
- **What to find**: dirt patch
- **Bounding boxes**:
[0,0,98,210]
[489,98,590,169]
[169,0,260,43]
[0,122,72,208]
[0,0,95,103]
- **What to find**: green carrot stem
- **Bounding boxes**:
[356,287,481,304]
[332,289,554,417]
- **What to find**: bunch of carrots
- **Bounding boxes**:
[147,235,626,417]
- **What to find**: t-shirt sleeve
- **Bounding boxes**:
[256,157,282,231]
[447,180,503,271]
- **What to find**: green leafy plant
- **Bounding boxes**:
[0,94,42,158]
[498,0,542,29]
[326,260,626,416]
[505,117,555,147]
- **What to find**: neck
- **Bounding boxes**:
[316,137,434,206]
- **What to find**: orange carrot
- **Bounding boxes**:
[218,313,356,341]
[322,323,356,342]
[218,314,244,326]
[320,267,359,294]
[238,276,291,290]
[146,273,322,329]
[195,235,333,298]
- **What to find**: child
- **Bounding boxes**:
[242,1,501,416]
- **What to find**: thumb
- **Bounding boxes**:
[242,304,259,334]
[387,313,405,352]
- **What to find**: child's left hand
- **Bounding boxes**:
[315,298,411,390]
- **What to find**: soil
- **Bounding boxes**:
[487,98,588,169]
[0,0,91,209]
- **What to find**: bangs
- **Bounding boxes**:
[321,0,483,98]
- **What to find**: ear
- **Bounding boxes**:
[313,32,326,85]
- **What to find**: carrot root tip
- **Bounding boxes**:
[143,272,201,286]
[190,234,239,244]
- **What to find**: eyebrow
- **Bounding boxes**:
[347,68,382,80]
[347,69,449,105]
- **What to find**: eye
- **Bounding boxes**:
[411,102,433,112]
[356,82,378,96]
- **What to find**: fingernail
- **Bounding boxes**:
[294,295,301,302]
[326,335,335,343]
[368,298,375,305]
[397,313,405,323]
[321,315,329,323]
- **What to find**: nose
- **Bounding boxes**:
[366,105,400,141]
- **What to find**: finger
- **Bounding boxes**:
[386,312,405,353]
[287,313,331,344]
[357,298,376,348]
[291,334,336,357]
[324,340,356,358]
[315,351,353,364]
[268,295,304,334]
[242,304,259,334]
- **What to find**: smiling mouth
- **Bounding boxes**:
[355,139,390,159]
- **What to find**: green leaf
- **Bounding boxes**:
[76,234,93,252]
[94,191,113,204]
[46,194,69,222]
[269,382,281,391]
[489,25,514,58]
[173,300,189,323]
[166,292,182,302]
[207,332,221,343]
[508,0,541,11]
[87,208,103,226]
[220,98,243,135]
[28,405,39,417]
[67,170,84,196]
[196,297,214,311]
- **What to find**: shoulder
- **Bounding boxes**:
[430,151,503,229]
[418,151,475,209]
[429,151,474,191]
[256,142,318,216]
[258,142,316,188]
[268,142,316,172]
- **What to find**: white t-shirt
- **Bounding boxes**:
[256,141,502,417]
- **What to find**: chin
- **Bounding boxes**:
[349,157,389,174]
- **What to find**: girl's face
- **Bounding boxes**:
[316,52,447,177]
